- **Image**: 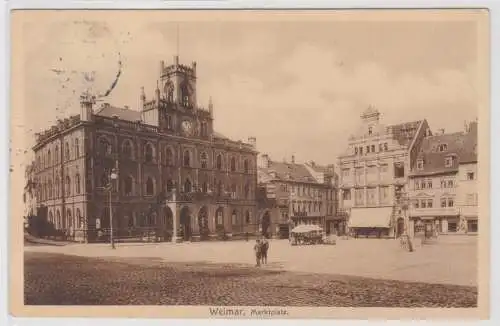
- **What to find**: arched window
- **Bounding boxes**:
[124,175,134,196]
[244,183,250,199]
[231,184,237,198]
[201,122,208,137]
[165,147,174,166]
[217,180,223,196]
[76,208,83,228]
[55,145,59,164]
[101,172,109,187]
[183,150,191,167]
[184,178,192,193]
[230,157,236,172]
[145,143,154,163]
[146,177,154,196]
[166,179,174,192]
[245,211,251,224]
[56,210,62,229]
[49,211,54,225]
[99,137,112,155]
[66,209,72,229]
[54,176,59,198]
[47,150,51,167]
[164,81,174,102]
[202,181,208,193]
[65,176,71,196]
[244,159,249,173]
[65,142,70,161]
[200,152,208,169]
[180,81,190,106]
[216,154,223,170]
[48,179,52,199]
[122,140,133,159]
[75,173,81,194]
[74,138,80,158]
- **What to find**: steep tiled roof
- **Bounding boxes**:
[95,104,141,121]
[410,126,477,176]
[260,161,318,184]
[388,120,423,147]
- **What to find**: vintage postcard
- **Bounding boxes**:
[9,9,490,319]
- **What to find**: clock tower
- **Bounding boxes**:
[140,55,213,138]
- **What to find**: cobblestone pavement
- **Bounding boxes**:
[25,236,478,286]
[24,252,477,307]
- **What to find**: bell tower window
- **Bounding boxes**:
[164,81,174,102]
[180,81,190,107]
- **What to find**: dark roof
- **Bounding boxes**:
[306,162,335,176]
[95,104,142,121]
[259,161,318,183]
[213,132,229,139]
[388,120,423,147]
[410,126,477,176]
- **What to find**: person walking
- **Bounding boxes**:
[261,238,269,265]
[254,239,262,267]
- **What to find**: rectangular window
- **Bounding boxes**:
[367,188,376,205]
[448,222,457,232]
[427,180,432,189]
[355,189,364,205]
[414,200,420,209]
[466,193,475,205]
[447,180,454,188]
[421,200,427,208]
[355,147,358,155]
[417,160,424,170]
[441,198,447,208]
[445,157,453,167]
[427,199,433,208]
[342,190,351,200]
[379,186,389,203]
[448,198,454,207]
[415,180,420,190]
[342,169,350,177]
[467,172,475,180]
[467,220,478,233]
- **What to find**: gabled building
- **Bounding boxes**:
[257,154,337,238]
[338,107,430,238]
[408,121,478,236]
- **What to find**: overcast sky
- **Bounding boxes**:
[17,11,481,166]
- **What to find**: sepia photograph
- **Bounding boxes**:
[9,9,490,319]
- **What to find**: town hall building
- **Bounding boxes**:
[32,55,259,243]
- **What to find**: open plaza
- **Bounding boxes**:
[24,235,478,307]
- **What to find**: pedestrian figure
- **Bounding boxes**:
[261,238,269,265]
[254,239,262,267]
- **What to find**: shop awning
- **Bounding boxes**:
[348,207,393,228]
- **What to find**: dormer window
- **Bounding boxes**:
[444,156,454,168]
[417,159,424,170]
[438,144,448,152]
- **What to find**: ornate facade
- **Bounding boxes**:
[338,107,430,238]
[32,55,259,242]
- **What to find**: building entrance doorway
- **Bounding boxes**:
[180,206,192,241]
[396,218,405,238]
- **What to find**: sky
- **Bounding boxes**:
[16,10,481,167]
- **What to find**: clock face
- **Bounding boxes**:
[181,120,193,135]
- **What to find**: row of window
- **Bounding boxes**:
[413,197,454,209]
[36,174,82,202]
[100,137,253,173]
[354,142,389,156]
[36,139,80,171]
[48,208,84,230]
[414,179,455,190]
[113,174,254,199]
[416,155,457,170]
[290,185,334,200]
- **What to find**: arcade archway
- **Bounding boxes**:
[261,210,271,238]
[198,206,209,239]
[180,206,192,241]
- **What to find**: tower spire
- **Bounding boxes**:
[176,23,180,58]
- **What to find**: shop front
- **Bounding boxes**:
[348,207,393,238]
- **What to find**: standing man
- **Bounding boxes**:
[261,237,269,265]
[254,239,262,267]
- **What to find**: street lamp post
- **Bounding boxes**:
[109,167,118,249]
